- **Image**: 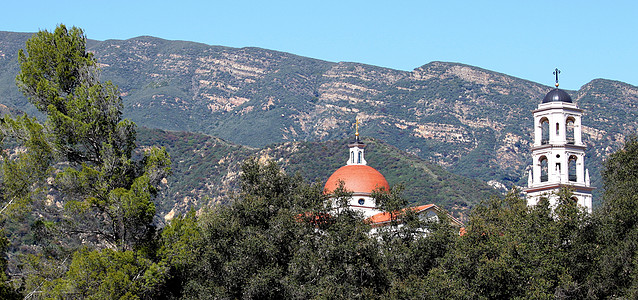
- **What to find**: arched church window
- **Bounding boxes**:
[540,156,548,182]
[357,151,362,164]
[568,155,577,181]
[540,118,549,144]
[566,117,575,144]
[350,152,354,164]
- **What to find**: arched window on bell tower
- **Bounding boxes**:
[568,155,577,182]
[540,156,548,182]
[540,118,549,145]
[566,117,575,145]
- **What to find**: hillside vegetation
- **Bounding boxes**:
[2,31,638,202]
[136,128,496,221]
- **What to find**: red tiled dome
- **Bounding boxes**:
[324,165,390,195]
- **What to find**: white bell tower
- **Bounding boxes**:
[524,69,594,212]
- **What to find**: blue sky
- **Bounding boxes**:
[2,0,636,90]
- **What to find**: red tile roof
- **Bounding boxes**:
[367,204,435,225]
[367,204,464,228]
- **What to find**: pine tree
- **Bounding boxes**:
[0,24,171,297]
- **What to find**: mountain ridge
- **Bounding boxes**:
[2,31,637,206]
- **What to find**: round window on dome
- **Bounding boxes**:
[358,198,365,205]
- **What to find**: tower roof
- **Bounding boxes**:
[324,165,389,195]
[542,88,573,103]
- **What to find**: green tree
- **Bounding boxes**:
[10,24,170,251]
[286,184,387,299]
[586,136,638,298]
[424,188,590,299]
[0,24,170,297]
[154,210,202,299]
[0,115,53,218]
[157,158,392,299]
[0,235,21,299]
[41,248,166,300]
[372,186,459,299]
[166,158,324,299]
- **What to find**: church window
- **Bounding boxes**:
[358,151,362,164]
[540,156,548,182]
[358,198,365,205]
[556,122,560,136]
[566,118,575,144]
[568,155,577,181]
[540,118,549,144]
[556,163,561,174]
[350,152,354,164]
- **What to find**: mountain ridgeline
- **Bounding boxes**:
[2,31,638,213]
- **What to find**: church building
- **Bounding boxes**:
[524,71,594,212]
[323,120,389,219]
[322,70,594,228]
[323,120,463,228]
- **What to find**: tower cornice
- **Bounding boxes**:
[533,104,583,114]
[531,143,587,152]
[348,141,366,148]
[524,183,596,194]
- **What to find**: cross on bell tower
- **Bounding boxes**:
[524,70,594,212]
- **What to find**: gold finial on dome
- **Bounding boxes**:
[553,68,561,88]
[355,118,360,137]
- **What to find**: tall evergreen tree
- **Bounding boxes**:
[11,23,171,251]
[0,24,171,297]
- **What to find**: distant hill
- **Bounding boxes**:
[136,127,497,222]
[2,31,638,205]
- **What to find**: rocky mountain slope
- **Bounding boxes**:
[2,31,637,203]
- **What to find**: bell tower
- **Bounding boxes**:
[524,69,594,212]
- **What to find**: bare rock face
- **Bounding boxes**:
[1,32,637,204]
